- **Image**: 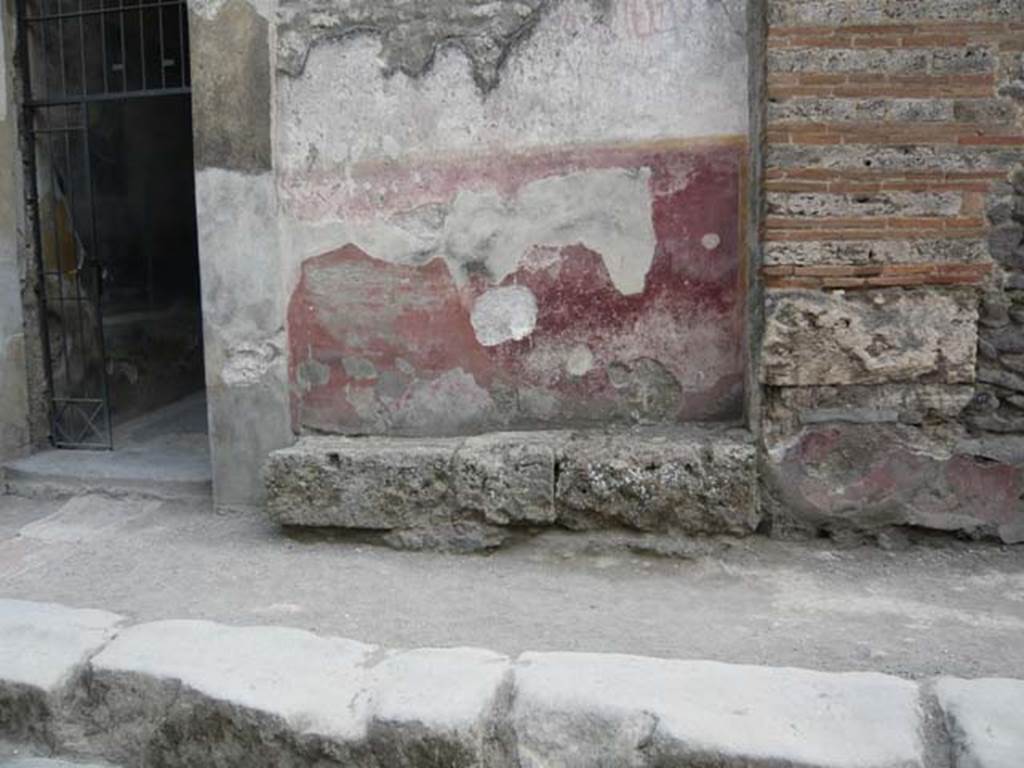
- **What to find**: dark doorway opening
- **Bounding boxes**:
[17,0,204,448]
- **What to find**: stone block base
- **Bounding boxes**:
[766,425,1024,545]
[264,427,758,551]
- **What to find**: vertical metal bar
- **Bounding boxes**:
[99,0,109,92]
[61,108,90,413]
[118,0,126,90]
[81,104,114,447]
[39,0,50,100]
[177,0,184,86]
[78,0,88,96]
[56,0,67,99]
[47,126,72,395]
[156,1,165,88]
[137,0,146,90]
[16,0,59,445]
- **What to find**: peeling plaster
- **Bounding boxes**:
[285,167,658,297]
[222,342,281,387]
[566,345,594,377]
[276,0,612,92]
[471,286,539,347]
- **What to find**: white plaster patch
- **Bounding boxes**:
[221,341,280,386]
[470,286,538,347]
[566,345,594,377]
[702,233,721,251]
[283,167,658,296]
[446,168,656,295]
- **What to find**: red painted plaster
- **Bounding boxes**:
[287,142,746,435]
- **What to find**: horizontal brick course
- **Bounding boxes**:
[768,73,997,99]
[767,122,1023,147]
[768,47,993,76]
[769,23,1022,49]
[763,262,992,289]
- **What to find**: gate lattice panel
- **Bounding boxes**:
[16,0,191,448]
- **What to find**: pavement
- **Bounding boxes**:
[0,493,1022,682]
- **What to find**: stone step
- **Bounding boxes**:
[4,599,1023,768]
[264,426,758,551]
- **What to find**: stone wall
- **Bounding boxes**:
[759,0,1024,542]
[0,0,30,462]
[969,167,1024,433]
[191,0,749,508]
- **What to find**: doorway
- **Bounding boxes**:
[16,0,204,449]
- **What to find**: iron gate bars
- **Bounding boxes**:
[16,0,191,448]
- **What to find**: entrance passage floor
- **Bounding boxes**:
[0,492,1021,681]
[1,394,210,499]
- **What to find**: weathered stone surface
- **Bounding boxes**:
[769,47,992,76]
[768,0,1022,25]
[765,383,975,432]
[75,620,513,767]
[935,677,1024,768]
[512,654,926,767]
[765,423,1024,544]
[554,429,759,536]
[190,0,271,171]
[15,602,1024,768]
[988,325,1024,353]
[0,601,122,746]
[0,760,117,767]
[454,433,559,526]
[276,0,609,91]
[265,437,458,530]
[265,427,758,549]
[764,239,989,267]
[767,191,961,218]
[762,289,979,387]
[768,144,1021,174]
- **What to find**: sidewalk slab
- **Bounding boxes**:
[0,601,122,745]
[80,619,513,766]
[513,653,925,768]
[0,600,121,692]
[935,677,1024,768]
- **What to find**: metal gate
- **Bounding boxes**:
[15,0,191,448]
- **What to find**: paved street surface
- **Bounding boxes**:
[0,493,1022,680]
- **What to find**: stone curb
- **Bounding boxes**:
[1,599,1022,768]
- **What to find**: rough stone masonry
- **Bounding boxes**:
[759,0,1024,543]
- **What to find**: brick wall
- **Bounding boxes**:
[758,0,1024,543]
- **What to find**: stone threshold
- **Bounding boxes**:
[264,425,758,552]
[2,599,1020,768]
